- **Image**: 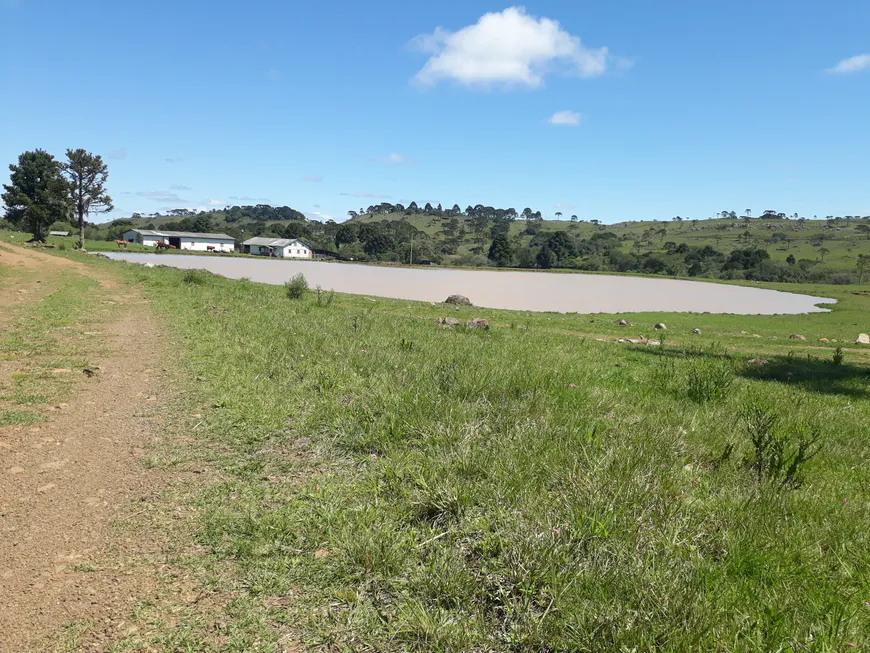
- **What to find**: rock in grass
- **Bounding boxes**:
[692,328,701,334]
[437,317,460,328]
[465,318,490,330]
[654,323,667,330]
[818,338,829,343]
[616,319,631,327]
[747,358,768,366]
[445,294,472,306]
[789,334,806,341]
[857,333,870,345]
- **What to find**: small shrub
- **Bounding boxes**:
[182,269,210,285]
[285,273,308,299]
[685,357,734,402]
[832,346,844,366]
[57,242,67,251]
[741,402,820,489]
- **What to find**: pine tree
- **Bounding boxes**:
[63,149,114,250]
[2,150,71,242]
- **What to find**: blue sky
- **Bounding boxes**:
[1,0,868,224]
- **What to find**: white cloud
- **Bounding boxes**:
[170,184,191,191]
[228,195,271,203]
[207,199,226,207]
[340,191,393,199]
[549,110,581,125]
[303,175,323,182]
[410,7,614,87]
[313,203,321,208]
[305,211,334,222]
[372,153,413,165]
[106,148,127,160]
[136,190,186,203]
[827,54,870,74]
[554,202,576,210]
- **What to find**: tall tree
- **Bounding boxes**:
[554,211,562,220]
[488,234,513,267]
[63,149,113,250]
[2,149,70,242]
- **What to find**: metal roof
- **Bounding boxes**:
[127,228,235,240]
[242,237,309,247]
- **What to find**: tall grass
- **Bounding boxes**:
[132,266,870,651]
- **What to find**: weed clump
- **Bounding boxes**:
[685,357,734,402]
[315,285,335,307]
[182,269,210,285]
[285,273,308,299]
[741,402,820,489]
[832,346,844,366]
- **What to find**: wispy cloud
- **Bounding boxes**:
[409,6,622,87]
[548,110,582,125]
[136,190,187,204]
[106,148,127,160]
[371,153,414,165]
[826,54,870,74]
[313,203,321,208]
[228,195,271,203]
[305,211,335,222]
[170,184,191,191]
[554,202,576,210]
[164,157,183,164]
[206,199,226,207]
[340,191,393,199]
[303,175,323,182]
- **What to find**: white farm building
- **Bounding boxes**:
[122,229,235,252]
[242,237,312,258]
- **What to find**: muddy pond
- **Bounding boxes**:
[101,253,834,315]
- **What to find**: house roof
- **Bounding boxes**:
[242,237,310,247]
[127,228,234,240]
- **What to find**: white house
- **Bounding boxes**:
[242,237,312,259]
[122,229,235,252]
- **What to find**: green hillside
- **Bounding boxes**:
[349,210,870,283]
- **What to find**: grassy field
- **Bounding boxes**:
[5,242,870,650]
[67,254,866,651]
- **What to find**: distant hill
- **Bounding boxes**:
[347,208,870,282]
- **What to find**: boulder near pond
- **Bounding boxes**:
[445,294,472,306]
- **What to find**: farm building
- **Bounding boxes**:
[49,230,71,237]
[122,229,235,252]
[242,237,312,258]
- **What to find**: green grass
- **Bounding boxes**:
[0,408,46,426]
[115,262,870,651]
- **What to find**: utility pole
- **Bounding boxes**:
[409,233,414,266]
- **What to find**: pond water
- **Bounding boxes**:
[100,252,835,315]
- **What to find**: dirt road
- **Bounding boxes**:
[0,245,171,652]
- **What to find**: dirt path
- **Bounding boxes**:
[0,245,171,652]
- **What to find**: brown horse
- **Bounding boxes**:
[156,241,169,250]
[115,240,128,248]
